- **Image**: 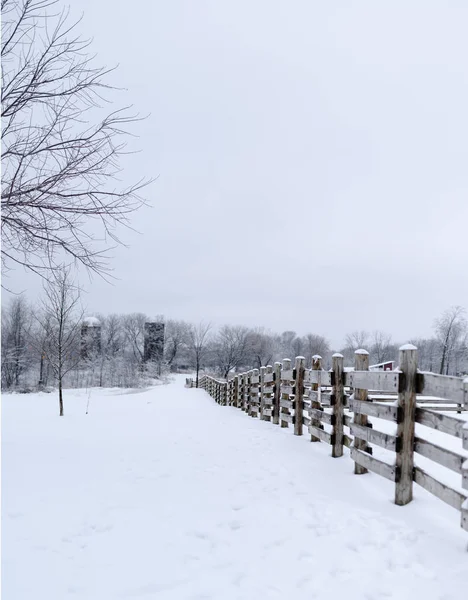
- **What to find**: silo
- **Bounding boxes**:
[81,316,102,359]
[143,321,165,363]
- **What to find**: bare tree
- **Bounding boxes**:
[409,337,438,373]
[291,336,304,359]
[345,330,370,350]
[247,328,277,369]
[1,295,32,388]
[164,320,190,370]
[28,307,54,388]
[435,306,467,375]
[121,313,146,364]
[97,313,122,387]
[279,330,298,360]
[214,325,251,378]
[302,333,331,366]
[40,266,82,415]
[1,0,150,280]
[370,331,394,364]
[187,322,211,388]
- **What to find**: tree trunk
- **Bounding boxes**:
[59,380,64,416]
[439,343,447,374]
[39,353,44,388]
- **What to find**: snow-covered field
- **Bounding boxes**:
[3,376,468,600]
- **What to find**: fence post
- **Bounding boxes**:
[331,353,344,458]
[245,370,253,414]
[273,362,282,425]
[238,373,244,410]
[294,356,305,436]
[310,355,323,442]
[353,349,371,474]
[260,366,266,419]
[250,368,260,417]
[281,358,292,428]
[233,375,239,408]
[263,365,273,421]
[223,382,228,406]
[395,344,418,505]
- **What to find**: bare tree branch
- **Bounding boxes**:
[1,0,152,282]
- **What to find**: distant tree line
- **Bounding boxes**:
[2,287,467,396]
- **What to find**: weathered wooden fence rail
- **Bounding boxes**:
[189,345,468,536]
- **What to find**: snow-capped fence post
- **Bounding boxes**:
[294,356,305,436]
[310,355,323,442]
[238,373,244,410]
[244,371,252,413]
[273,362,282,425]
[223,382,228,406]
[395,344,418,506]
[353,349,371,474]
[262,365,274,422]
[233,375,239,408]
[260,366,266,419]
[331,353,344,458]
[250,369,260,417]
[281,358,293,428]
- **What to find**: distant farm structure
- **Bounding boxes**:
[81,317,102,359]
[144,321,165,364]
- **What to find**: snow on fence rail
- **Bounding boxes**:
[188,346,468,536]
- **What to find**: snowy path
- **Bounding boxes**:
[3,377,468,599]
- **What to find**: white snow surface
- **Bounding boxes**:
[3,377,468,600]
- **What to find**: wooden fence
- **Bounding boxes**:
[188,346,468,535]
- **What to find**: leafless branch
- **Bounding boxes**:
[1,0,152,282]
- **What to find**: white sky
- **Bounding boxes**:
[5,0,468,347]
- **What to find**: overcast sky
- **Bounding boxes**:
[5,0,468,348]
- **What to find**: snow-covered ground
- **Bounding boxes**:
[3,376,468,600]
